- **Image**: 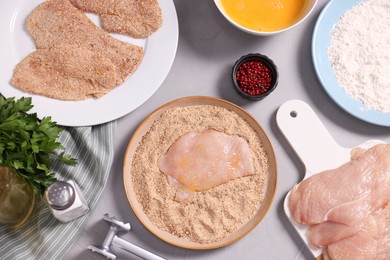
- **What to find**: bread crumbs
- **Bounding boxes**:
[130,105,270,244]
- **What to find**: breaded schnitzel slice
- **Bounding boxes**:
[26,0,144,84]
[12,46,118,100]
[69,0,162,38]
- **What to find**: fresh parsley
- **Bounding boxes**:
[0,96,77,196]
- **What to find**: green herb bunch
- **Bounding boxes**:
[0,96,77,196]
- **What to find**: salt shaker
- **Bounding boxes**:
[45,180,89,223]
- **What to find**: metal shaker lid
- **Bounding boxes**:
[46,181,75,210]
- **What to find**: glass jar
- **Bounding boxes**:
[0,166,36,227]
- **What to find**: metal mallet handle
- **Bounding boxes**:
[112,236,165,260]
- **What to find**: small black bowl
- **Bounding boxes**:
[232,53,279,100]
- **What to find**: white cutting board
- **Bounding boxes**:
[276,100,383,258]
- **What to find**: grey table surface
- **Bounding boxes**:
[64,0,390,259]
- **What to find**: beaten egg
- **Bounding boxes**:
[221,0,308,32]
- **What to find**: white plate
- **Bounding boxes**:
[312,0,390,127]
[0,0,178,126]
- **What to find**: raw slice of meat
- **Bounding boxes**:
[11,46,117,100]
[326,229,378,260]
[308,221,359,248]
[377,205,390,260]
[69,0,162,38]
[325,203,390,260]
[307,195,374,247]
[289,144,390,225]
[158,130,255,194]
[26,0,144,84]
[288,143,390,260]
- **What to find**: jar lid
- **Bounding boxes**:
[45,181,75,210]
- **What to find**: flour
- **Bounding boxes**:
[327,0,390,113]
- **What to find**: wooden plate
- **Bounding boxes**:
[123,96,277,250]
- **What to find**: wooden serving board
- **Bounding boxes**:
[276,100,383,258]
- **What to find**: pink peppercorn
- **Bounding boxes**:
[232,53,278,100]
[236,60,273,96]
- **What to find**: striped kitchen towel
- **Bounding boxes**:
[0,120,117,259]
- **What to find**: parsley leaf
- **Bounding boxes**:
[0,96,77,196]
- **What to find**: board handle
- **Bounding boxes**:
[276,100,350,177]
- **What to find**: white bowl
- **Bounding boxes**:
[214,0,318,36]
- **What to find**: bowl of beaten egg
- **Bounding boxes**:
[214,0,317,35]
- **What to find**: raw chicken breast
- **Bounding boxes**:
[288,143,390,260]
[158,129,255,195]
[307,194,376,247]
[326,203,390,260]
[289,144,390,225]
